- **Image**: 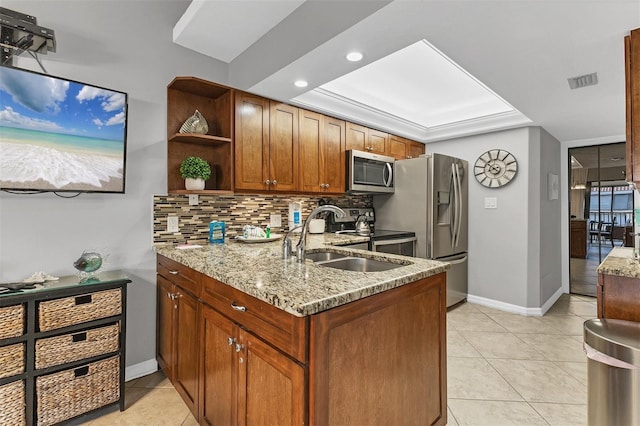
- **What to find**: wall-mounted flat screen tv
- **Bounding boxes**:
[0,65,128,193]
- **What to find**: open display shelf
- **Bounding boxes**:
[167,77,234,194]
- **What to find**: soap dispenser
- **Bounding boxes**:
[288,201,302,232]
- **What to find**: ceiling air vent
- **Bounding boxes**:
[567,72,598,89]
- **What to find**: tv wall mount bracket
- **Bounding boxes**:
[0,7,56,67]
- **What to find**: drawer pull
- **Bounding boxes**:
[230,302,246,312]
[169,270,179,275]
[72,332,87,342]
[74,366,89,377]
[75,295,93,305]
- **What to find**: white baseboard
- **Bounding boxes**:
[539,287,565,316]
[125,359,158,382]
[467,287,565,317]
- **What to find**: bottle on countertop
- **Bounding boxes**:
[288,201,302,232]
[209,221,226,244]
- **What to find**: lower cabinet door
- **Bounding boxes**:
[199,305,236,425]
[156,276,175,380]
[238,329,306,426]
[174,290,200,418]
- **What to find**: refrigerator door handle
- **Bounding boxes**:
[450,163,460,248]
[454,163,463,248]
[451,163,457,248]
[383,162,393,187]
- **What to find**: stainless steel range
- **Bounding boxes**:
[327,207,416,256]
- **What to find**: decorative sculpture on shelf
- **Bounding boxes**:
[179,109,208,134]
[73,251,103,281]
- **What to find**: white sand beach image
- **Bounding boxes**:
[0,66,127,192]
[0,142,124,191]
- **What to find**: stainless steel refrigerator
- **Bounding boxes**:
[374,153,468,307]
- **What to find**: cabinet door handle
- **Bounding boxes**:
[230,301,246,312]
[227,337,234,346]
[235,343,245,353]
[325,183,330,188]
[265,179,271,185]
[272,180,277,185]
[169,270,179,275]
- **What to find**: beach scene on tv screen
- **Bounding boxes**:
[0,67,126,192]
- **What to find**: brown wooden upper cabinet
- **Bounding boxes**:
[166,77,234,194]
[234,93,299,192]
[408,140,426,158]
[346,122,387,154]
[387,134,426,160]
[299,109,346,193]
[626,28,640,184]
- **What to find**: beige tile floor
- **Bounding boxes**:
[78,294,594,425]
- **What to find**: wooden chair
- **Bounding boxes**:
[599,222,614,246]
[589,221,614,246]
[589,221,600,243]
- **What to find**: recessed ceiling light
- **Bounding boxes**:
[294,80,308,88]
[346,51,363,62]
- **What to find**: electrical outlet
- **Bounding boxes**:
[484,197,498,209]
[270,214,282,228]
[167,216,179,233]
[188,194,199,206]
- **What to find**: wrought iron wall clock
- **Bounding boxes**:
[474,149,518,188]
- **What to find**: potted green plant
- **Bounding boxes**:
[180,156,211,190]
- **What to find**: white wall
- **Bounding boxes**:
[0,1,228,375]
[537,128,562,304]
[427,126,561,312]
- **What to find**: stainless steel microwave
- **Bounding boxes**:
[347,150,395,194]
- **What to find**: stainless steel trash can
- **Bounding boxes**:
[583,318,640,426]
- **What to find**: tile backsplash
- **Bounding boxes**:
[153,193,372,245]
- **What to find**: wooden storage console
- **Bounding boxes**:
[570,220,588,258]
[0,271,129,426]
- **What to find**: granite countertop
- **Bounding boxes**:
[597,247,640,279]
[155,233,448,317]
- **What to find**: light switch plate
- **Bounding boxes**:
[188,194,199,206]
[270,214,282,228]
[484,197,498,209]
[167,216,179,233]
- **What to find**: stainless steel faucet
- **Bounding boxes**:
[295,205,346,262]
[282,225,302,260]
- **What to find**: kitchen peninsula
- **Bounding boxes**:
[155,234,448,425]
[596,247,640,322]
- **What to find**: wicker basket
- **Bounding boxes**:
[35,323,120,369]
[0,380,25,425]
[38,289,122,332]
[36,356,120,426]
[0,343,25,379]
[0,304,24,340]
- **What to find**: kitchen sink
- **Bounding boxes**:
[306,250,410,272]
[305,251,348,262]
[318,257,404,272]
